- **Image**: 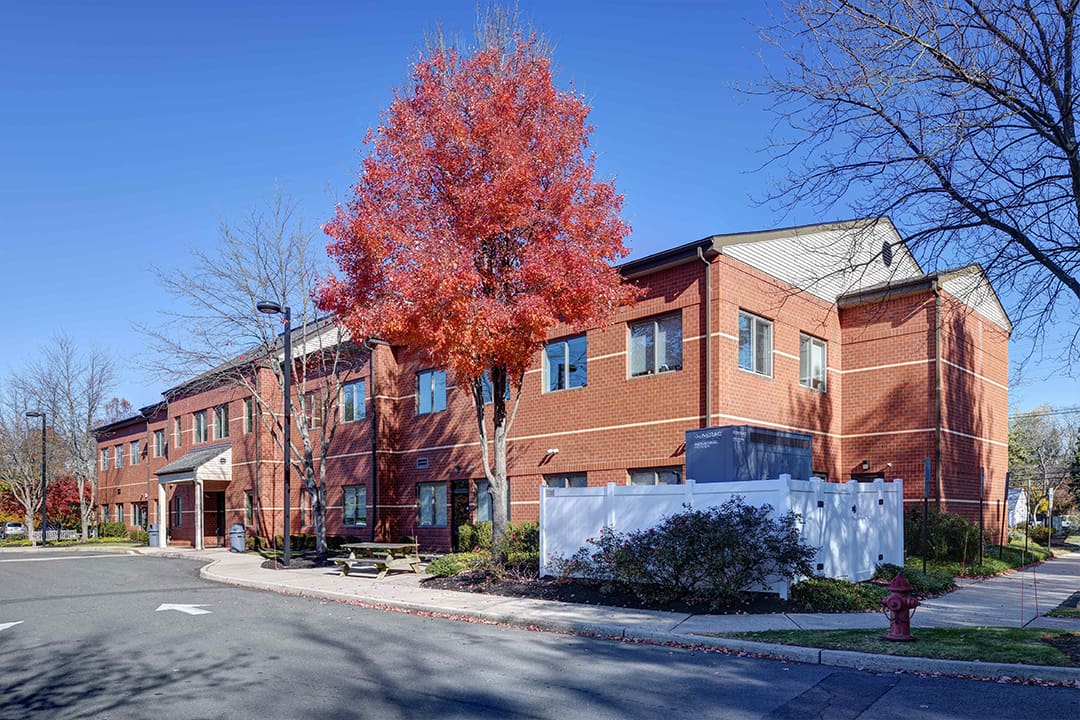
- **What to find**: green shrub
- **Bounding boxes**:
[456,522,493,551]
[98,522,128,538]
[1028,526,1051,545]
[129,528,149,544]
[552,498,816,607]
[498,521,538,562]
[904,506,986,562]
[790,577,888,612]
[874,563,955,595]
[426,551,488,577]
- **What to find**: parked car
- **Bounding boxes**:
[3,522,26,539]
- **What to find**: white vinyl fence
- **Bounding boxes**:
[539,476,904,598]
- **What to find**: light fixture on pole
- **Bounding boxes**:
[257,300,291,567]
[26,411,46,546]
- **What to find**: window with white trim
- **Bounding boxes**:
[545,335,587,391]
[480,371,510,404]
[174,417,182,448]
[214,403,229,439]
[130,440,140,465]
[799,334,827,392]
[629,467,682,485]
[245,490,254,526]
[115,445,123,469]
[244,397,255,434]
[343,485,367,526]
[101,504,110,523]
[194,411,207,444]
[417,370,446,415]
[342,380,366,422]
[418,482,447,526]
[738,311,773,377]
[629,313,682,376]
[475,481,492,523]
[101,447,109,471]
[115,503,124,525]
[172,496,183,527]
[153,429,166,458]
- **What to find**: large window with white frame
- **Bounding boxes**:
[417,370,446,415]
[628,467,682,485]
[194,410,208,444]
[629,313,682,377]
[341,380,366,422]
[738,311,773,377]
[214,403,229,440]
[115,504,124,525]
[475,481,492,522]
[115,445,123,469]
[418,482,447,526]
[343,485,367,526]
[799,334,827,392]
[153,429,166,458]
[101,447,109,471]
[544,335,587,391]
[480,371,510,404]
[130,440,140,465]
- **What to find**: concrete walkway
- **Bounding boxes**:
[16,542,1079,683]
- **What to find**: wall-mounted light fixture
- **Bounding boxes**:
[861,459,870,471]
[546,448,559,456]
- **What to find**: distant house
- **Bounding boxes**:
[1007,488,1028,527]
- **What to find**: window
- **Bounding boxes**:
[101,504,109,523]
[300,491,311,527]
[629,313,682,376]
[303,392,322,429]
[629,467,682,486]
[545,335,587,391]
[799,334,827,392]
[194,410,207,443]
[172,496,183,527]
[101,447,109,471]
[174,417,182,448]
[130,440,140,465]
[475,481,492,523]
[480,371,510,404]
[544,472,588,488]
[343,485,367,526]
[153,429,166,458]
[418,482,447,526]
[134,503,148,529]
[244,397,255,434]
[738,312,773,377]
[115,445,123,469]
[341,381,366,422]
[417,370,447,415]
[244,491,254,526]
[116,504,124,525]
[214,403,229,440]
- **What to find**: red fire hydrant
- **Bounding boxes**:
[881,574,919,642]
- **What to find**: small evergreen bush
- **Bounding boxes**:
[1028,526,1051,545]
[98,522,128,538]
[129,528,149,544]
[874,563,955,595]
[426,551,488,577]
[790,577,887,612]
[904,506,986,562]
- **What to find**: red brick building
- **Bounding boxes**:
[94,219,1010,551]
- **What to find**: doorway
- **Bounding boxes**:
[450,480,470,551]
[205,491,226,547]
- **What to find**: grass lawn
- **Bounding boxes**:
[719,627,1079,667]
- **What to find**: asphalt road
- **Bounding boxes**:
[0,551,1076,719]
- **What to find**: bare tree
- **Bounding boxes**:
[1009,405,1078,522]
[138,190,363,560]
[0,381,66,545]
[761,0,1080,370]
[22,334,116,540]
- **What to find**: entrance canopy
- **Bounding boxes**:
[154,442,232,549]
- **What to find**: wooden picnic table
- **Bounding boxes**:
[336,542,421,579]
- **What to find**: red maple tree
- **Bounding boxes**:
[319,30,635,552]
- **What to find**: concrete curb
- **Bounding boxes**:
[186,554,1078,685]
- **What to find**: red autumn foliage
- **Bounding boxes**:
[318,32,636,382]
[0,475,89,527]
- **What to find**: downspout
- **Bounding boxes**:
[933,279,943,508]
[697,247,712,429]
[364,338,391,541]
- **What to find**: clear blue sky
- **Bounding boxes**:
[0,1,1070,412]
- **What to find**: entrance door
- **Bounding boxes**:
[204,492,226,547]
[450,480,470,552]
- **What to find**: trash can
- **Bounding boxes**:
[147,524,159,547]
[229,523,246,553]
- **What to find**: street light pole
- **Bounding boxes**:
[258,300,291,567]
[26,411,46,546]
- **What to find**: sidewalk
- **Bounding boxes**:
[123,544,1080,684]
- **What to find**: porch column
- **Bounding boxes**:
[194,477,204,551]
[157,482,167,548]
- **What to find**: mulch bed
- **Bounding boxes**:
[1042,633,1080,664]
[422,569,799,615]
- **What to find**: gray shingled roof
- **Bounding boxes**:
[155,443,232,477]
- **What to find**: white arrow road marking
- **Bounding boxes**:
[0,621,24,632]
[155,603,212,616]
